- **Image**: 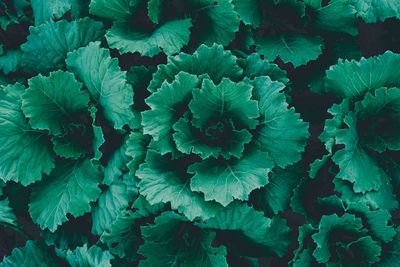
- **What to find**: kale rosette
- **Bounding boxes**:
[135,44,309,220]
[311,51,400,199]
[89,0,239,56]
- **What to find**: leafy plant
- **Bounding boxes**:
[1,0,400,266]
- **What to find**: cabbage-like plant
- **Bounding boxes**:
[89,0,240,56]
[311,52,400,197]
[135,44,309,220]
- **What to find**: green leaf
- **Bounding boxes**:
[192,0,240,46]
[310,99,350,178]
[148,0,163,24]
[89,0,132,20]
[139,211,228,267]
[126,131,150,179]
[189,78,259,130]
[90,106,105,165]
[312,213,365,263]
[132,195,165,217]
[333,177,398,212]
[255,34,324,67]
[312,213,382,265]
[346,202,396,243]
[325,51,400,99]
[21,18,104,73]
[103,137,132,185]
[332,113,383,193]
[30,0,86,25]
[354,87,400,152]
[137,150,223,220]
[51,136,86,160]
[290,224,316,266]
[22,71,89,136]
[142,72,200,155]
[106,18,192,56]
[238,53,289,84]
[314,0,357,35]
[64,244,114,267]
[148,44,243,92]
[29,159,102,232]
[0,241,57,267]
[188,148,274,206]
[0,198,17,226]
[66,41,137,130]
[202,201,291,257]
[173,116,252,159]
[253,76,309,168]
[0,83,54,185]
[377,230,400,266]
[41,221,88,251]
[232,0,261,27]
[351,0,400,22]
[253,164,303,215]
[0,49,22,74]
[100,210,141,261]
[92,179,137,235]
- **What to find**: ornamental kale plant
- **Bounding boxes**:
[1,0,400,266]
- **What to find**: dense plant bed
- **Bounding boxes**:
[0,0,400,266]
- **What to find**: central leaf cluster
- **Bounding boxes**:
[137,44,309,216]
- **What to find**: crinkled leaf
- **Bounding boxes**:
[347,202,396,243]
[22,71,89,136]
[253,164,303,215]
[0,49,22,74]
[139,211,228,267]
[312,213,366,263]
[255,34,324,67]
[137,150,223,220]
[314,0,357,35]
[67,41,137,130]
[0,241,57,267]
[142,72,200,155]
[351,0,400,22]
[132,195,165,217]
[90,106,104,165]
[310,99,349,178]
[51,136,86,160]
[334,177,398,212]
[103,137,132,185]
[188,149,274,206]
[148,0,163,24]
[189,78,259,130]
[126,131,150,178]
[332,113,383,193]
[232,0,261,27]
[325,51,400,99]
[192,0,239,46]
[202,201,291,257]
[106,18,192,56]
[238,53,289,84]
[21,18,104,73]
[253,76,309,168]
[148,44,242,92]
[63,244,114,267]
[100,210,141,261]
[173,116,252,159]
[30,0,87,25]
[354,87,400,152]
[0,198,17,226]
[29,159,102,232]
[89,0,132,20]
[0,83,54,185]
[92,179,137,235]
